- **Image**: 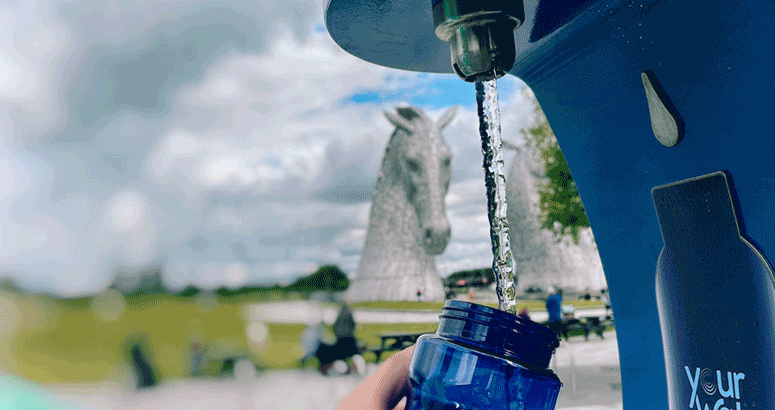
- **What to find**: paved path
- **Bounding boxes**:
[46,332,622,410]
[552,333,623,410]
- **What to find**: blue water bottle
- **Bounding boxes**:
[406,300,562,410]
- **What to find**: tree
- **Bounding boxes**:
[286,265,350,292]
[523,93,590,243]
[445,268,495,287]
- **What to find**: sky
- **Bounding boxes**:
[0,0,538,296]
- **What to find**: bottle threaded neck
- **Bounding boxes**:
[437,300,559,369]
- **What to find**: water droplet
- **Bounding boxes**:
[642,70,682,147]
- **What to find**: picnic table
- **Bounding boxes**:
[368,314,612,363]
[545,316,614,341]
[202,346,252,377]
[370,331,432,362]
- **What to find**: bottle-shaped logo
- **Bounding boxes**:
[653,172,775,410]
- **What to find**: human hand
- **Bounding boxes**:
[337,345,415,410]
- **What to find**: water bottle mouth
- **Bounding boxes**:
[437,300,559,369]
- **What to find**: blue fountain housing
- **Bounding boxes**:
[325,0,775,408]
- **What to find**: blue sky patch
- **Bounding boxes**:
[342,75,523,109]
[265,156,283,168]
[408,78,474,108]
[349,91,382,104]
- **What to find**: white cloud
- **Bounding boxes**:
[0,1,71,144]
[146,29,399,196]
[333,228,367,251]
[294,246,342,262]
[0,49,24,94]
[224,262,248,288]
[0,149,34,207]
[0,0,538,295]
[165,259,318,290]
[106,191,146,233]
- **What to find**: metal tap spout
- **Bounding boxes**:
[432,0,525,82]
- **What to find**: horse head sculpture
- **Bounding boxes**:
[383,106,456,255]
[346,106,457,301]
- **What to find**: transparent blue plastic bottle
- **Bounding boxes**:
[406,300,562,410]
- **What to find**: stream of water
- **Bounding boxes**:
[475,78,517,314]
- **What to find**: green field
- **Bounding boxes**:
[0,292,439,383]
[7,293,251,383]
[0,291,607,384]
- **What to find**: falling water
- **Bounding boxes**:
[476,78,517,314]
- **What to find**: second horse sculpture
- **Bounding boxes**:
[346,106,457,302]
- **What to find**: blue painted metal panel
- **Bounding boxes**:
[514,1,775,407]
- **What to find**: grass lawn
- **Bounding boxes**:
[1,293,441,383]
[10,293,251,383]
[2,291,609,384]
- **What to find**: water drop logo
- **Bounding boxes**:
[701,368,717,396]
[685,366,745,410]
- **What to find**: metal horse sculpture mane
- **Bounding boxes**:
[505,141,607,293]
[346,106,457,301]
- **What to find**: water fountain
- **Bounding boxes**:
[325,0,775,408]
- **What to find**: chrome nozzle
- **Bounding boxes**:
[432,0,524,82]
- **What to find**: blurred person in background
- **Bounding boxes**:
[602,288,612,317]
[331,302,362,374]
[130,342,157,389]
[123,335,159,389]
[189,339,205,377]
[545,286,563,336]
[312,302,363,375]
[299,319,324,368]
[333,303,356,348]
[583,287,592,301]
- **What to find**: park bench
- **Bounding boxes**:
[545,316,613,341]
[199,347,253,377]
[368,316,613,364]
[370,331,432,363]
[217,354,252,376]
[583,316,614,340]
